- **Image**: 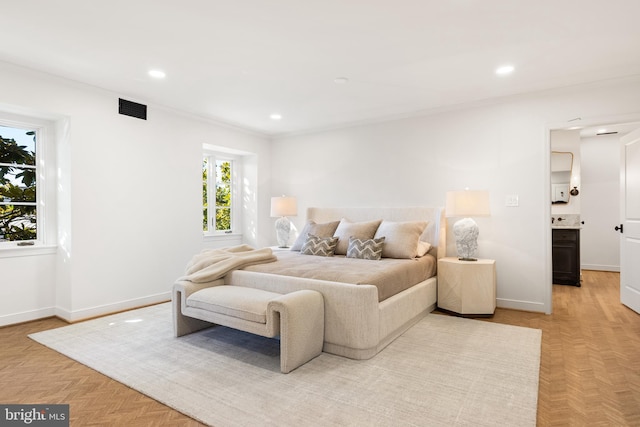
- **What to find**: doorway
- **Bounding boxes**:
[548,120,640,313]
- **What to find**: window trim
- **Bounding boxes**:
[203,151,242,238]
[0,114,51,249]
[0,244,57,259]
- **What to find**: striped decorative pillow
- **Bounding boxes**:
[346,236,386,260]
[301,234,339,257]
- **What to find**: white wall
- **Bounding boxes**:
[271,76,640,313]
[1,252,57,324]
[580,134,621,271]
[2,60,640,323]
[0,61,272,325]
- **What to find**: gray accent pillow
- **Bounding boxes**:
[301,234,339,257]
[290,220,340,251]
[332,218,382,255]
[374,221,428,259]
[346,236,385,260]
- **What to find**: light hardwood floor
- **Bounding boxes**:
[1,270,639,426]
[483,270,640,426]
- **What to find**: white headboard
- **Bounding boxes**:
[306,206,446,259]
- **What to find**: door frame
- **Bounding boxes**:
[545,113,640,314]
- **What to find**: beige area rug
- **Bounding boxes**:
[30,303,541,427]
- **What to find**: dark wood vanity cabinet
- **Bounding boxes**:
[552,228,581,286]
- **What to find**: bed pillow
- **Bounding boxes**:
[374,221,428,259]
[290,220,340,251]
[417,241,432,257]
[333,218,382,255]
[300,234,339,257]
[346,236,385,260]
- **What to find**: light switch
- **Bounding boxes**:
[505,195,519,207]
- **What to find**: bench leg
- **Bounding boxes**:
[268,290,324,373]
[173,289,213,337]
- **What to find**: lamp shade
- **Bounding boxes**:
[270,196,297,217]
[446,190,490,217]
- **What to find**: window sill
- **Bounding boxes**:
[203,233,243,243]
[0,244,57,259]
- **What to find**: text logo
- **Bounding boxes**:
[0,405,69,426]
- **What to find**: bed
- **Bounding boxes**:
[173,206,446,360]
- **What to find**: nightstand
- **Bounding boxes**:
[437,257,496,316]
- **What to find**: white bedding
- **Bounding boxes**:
[243,251,436,301]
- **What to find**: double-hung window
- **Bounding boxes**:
[0,123,39,244]
[203,153,238,235]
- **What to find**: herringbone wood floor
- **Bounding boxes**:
[487,270,640,427]
[1,270,639,426]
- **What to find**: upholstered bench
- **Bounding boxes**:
[178,285,324,374]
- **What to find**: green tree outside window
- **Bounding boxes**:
[215,160,232,231]
[0,129,37,242]
[203,157,232,232]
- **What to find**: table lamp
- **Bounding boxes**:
[446,190,491,261]
[270,196,297,248]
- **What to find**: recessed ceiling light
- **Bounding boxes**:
[334,77,349,84]
[495,65,515,76]
[270,113,282,120]
[148,69,166,79]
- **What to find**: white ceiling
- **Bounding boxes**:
[2,1,640,136]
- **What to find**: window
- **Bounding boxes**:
[203,154,237,234]
[0,124,38,244]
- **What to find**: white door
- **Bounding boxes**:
[620,128,640,314]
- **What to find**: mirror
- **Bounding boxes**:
[551,151,573,204]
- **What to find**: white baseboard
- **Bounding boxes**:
[55,292,171,323]
[497,298,547,314]
[581,264,620,272]
[0,307,57,327]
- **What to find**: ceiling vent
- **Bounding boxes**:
[596,131,618,136]
[118,98,147,120]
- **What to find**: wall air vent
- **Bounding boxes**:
[118,98,147,120]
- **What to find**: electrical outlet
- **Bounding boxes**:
[505,195,519,207]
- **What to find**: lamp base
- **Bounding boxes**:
[275,216,291,248]
[453,217,479,261]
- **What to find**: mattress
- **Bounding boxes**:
[242,250,437,302]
